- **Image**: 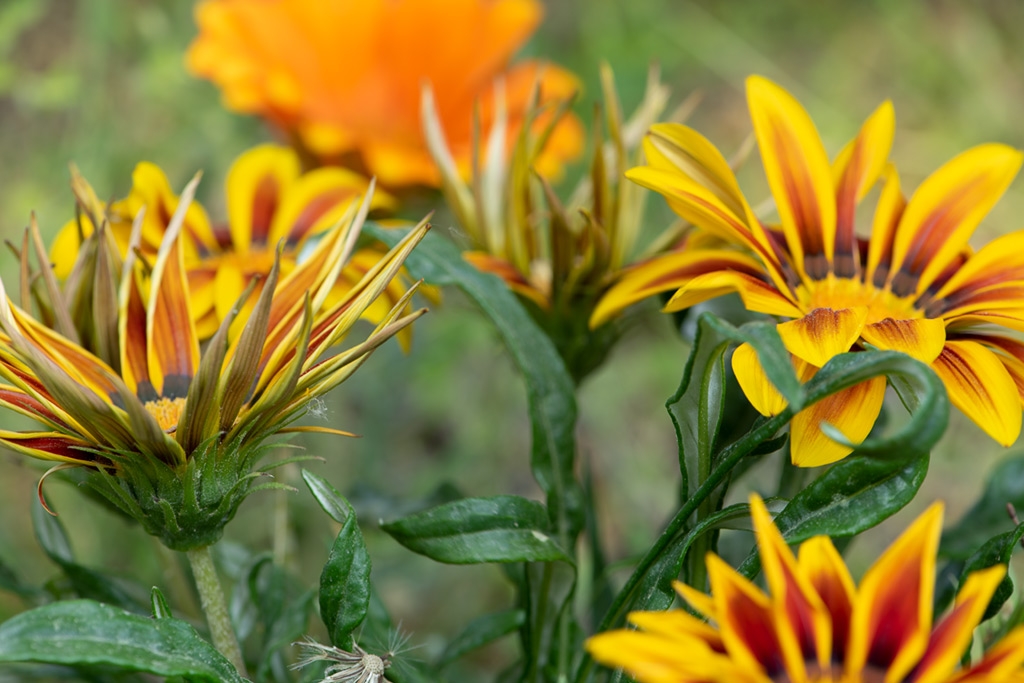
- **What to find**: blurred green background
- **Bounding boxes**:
[1,0,1024,679]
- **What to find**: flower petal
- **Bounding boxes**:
[845,503,942,683]
[790,375,886,467]
[953,626,1024,682]
[888,144,1022,297]
[664,269,803,319]
[933,230,1024,304]
[777,307,867,368]
[932,340,1022,446]
[797,536,855,661]
[865,165,906,288]
[707,552,786,677]
[860,317,946,364]
[747,75,836,280]
[832,100,895,277]
[732,342,789,417]
[751,494,832,673]
[464,251,549,311]
[914,565,1006,683]
[226,144,300,251]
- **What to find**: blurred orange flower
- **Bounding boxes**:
[187,0,585,187]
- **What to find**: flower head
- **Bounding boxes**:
[595,75,1024,465]
[51,145,416,349]
[588,495,1024,683]
[186,0,584,187]
[2,176,427,549]
[427,64,682,380]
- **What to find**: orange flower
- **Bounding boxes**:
[187,0,584,187]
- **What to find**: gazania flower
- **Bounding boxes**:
[186,0,584,187]
[588,494,1024,683]
[0,177,427,550]
[593,75,1024,466]
[51,145,416,348]
[427,64,685,381]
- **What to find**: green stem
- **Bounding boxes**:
[575,410,791,682]
[186,545,247,676]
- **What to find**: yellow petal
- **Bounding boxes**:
[732,342,789,417]
[226,144,300,253]
[747,75,836,279]
[860,317,946,364]
[864,164,906,287]
[790,375,886,467]
[845,503,942,683]
[889,144,1022,297]
[777,307,867,368]
[932,340,1022,446]
[663,270,803,319]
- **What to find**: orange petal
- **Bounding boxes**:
[832,101,895,276]
[777,307,867,368]
[268,166,386,246]
[860,317,946,364]
[888,144,1022,297]
[750,494,832,672]
[952,626,1024,682]
[226,145,300,252]
[747,75,836,280]
[463,251,549,311]
[932,340,1022,447]
[790,375,886,467]
[732,342,790,417]
[845,503,942,683]
[707,552,787,677]
[914,565,1006,683]
[797,536,856,661]
[933,230,1024,302]
[0,431,93,464]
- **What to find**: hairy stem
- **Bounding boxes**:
[186,545,247,676]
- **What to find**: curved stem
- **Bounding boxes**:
[186,545,247,676]
[575,410,791,682]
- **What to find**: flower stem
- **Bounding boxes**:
[186,545,247,676]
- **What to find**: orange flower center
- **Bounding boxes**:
[773,663,888,683]
[797,276,923,325]
[145,396,186,432]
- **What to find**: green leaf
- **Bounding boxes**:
[942,452,1024,560]
[807,350,949,458]
[367,226,582,536]
[0,599,244,682]
[703,316,803,410]
[666,313,730,500]
[438,609,525,668]
[382,495,571,564]
[319,493,371,647]
[301,468,350,524]
[740,453,929,576]
[150,587,172,619]
[31,498,145,612]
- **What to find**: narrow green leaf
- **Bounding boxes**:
[438,609,525,668]
[382,495,571,564]
[941,452,1024,560]
[807,350,948,457]
[0,599,244,682]
[703,316,803,410]
[319,494,371,647]
[30,497,72,564]
[301,469,350,524]
[150,587,172,619]
[740,453,929,576]
[367,226,582,535]
[666,313,730,500]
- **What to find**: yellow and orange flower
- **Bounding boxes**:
[52,145,416,348]
[186,0,584,187]
[1,178,427,549]
[588,495,1024,683]
[593,75,1024,466]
